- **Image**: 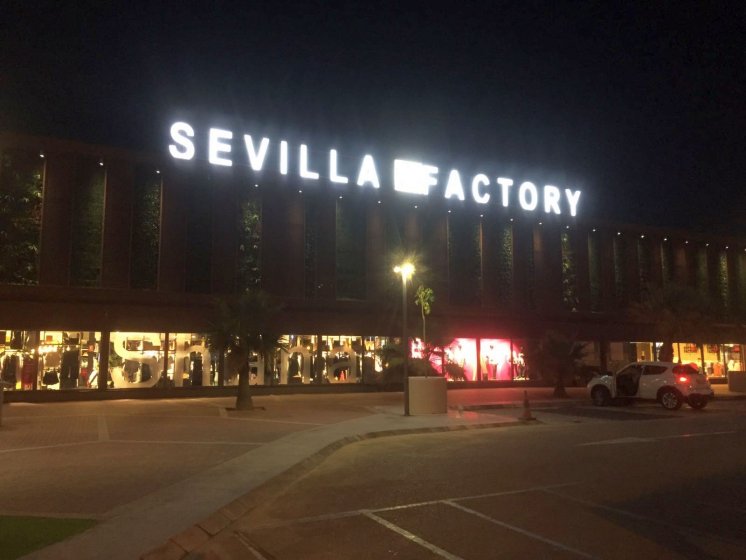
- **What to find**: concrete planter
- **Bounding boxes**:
[728,371,746,393]
[408,375,447,415]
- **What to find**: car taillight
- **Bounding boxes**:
[678,376,689,383]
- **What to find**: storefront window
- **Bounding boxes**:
[38,331,101,390]
[1,330,40,390]
[108,332,164,388]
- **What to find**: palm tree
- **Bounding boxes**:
[629,282,712,361]
[206,290,280,410]
[524,330,588,398]
[414,285,434,345]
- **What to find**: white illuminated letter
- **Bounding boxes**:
[209,128,233,166]
[565,188,581,217]
[543,185,561,214]
[518,181,538,211]
[169,122,195,160]
[329,149,349,184]
[393,159,438,196]
[279,140,288,175]
[243,135,269,171]
[471,174,490,204]
[497,177,513,207]
[299,144,320,180]
[444,170,465,201]
[356,155,380,188]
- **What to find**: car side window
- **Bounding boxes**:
[643,366,668,376]
[618,365,642,376]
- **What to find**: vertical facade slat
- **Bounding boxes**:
[158,168,187,292]
[38,153,75,286]
[573,227,591,312]
[101,159,134,289]
[210,177,238,295]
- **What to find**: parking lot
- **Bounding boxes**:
[212,400,746,559]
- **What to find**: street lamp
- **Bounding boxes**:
[394,261,415,415]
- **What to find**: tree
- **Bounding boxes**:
[206,290,280,410]
[629,282,712,361]
[414,285,434,345]
[524,331,588,398]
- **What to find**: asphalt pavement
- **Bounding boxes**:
[0,385,742,559]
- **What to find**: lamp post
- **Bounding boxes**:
[394,262,415,416]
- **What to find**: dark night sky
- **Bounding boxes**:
[1,1,743,232]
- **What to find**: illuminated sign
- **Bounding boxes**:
[169,122,582,216]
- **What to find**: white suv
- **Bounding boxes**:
[588,361,714,410]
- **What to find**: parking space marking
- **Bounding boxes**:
[659,430,736,439]
[225,416,326,426]
[363,511,464,560]
[542,488,745,547]
[109,439,263,446]
[97,415,109,441]
[246,482,579,531]
[0,441,98,454]
[443,500,598,559]
[578,430,737,446]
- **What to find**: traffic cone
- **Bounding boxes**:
[520,390,536,422]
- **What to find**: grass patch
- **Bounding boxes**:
[0,515,96,560]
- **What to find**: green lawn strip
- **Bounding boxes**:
[0,515,96,560]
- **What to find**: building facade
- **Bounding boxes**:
[1,131,744,393]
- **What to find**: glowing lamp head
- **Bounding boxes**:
[394,262,415,281]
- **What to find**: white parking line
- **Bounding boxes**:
[0,441,98,454]
[97,415,109,441]
[109,439,263,446]
[578,430,737,446]
[542,489,745,547]
[443,501,599,559]
[363,511,465,560]
[245,482,581,531]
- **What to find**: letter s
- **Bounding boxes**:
[169,122,195,160]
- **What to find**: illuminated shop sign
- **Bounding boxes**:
[169,122,582,216]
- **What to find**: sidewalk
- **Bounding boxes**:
[1,385,742,560]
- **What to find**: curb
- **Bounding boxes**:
[140,418,528,559]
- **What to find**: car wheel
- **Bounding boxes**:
[659,388,683,410]
[688,394,708,410]
[591,386,611,406]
